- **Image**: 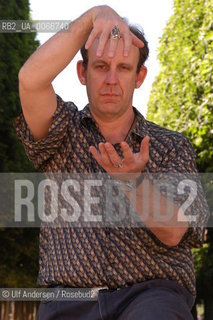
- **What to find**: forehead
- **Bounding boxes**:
[87,38,140,65]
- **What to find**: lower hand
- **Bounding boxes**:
[89,136,149,180]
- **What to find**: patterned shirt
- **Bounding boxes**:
[15,95,209,296]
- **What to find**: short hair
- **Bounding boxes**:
[80,23,149,73]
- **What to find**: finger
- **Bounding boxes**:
[89,146,106,168]
[122,32,132,56]
[120,142,134,163]
[108,37,119,57]
[104,143,122,165]
[96,30,111,57]
[85,28,100,50]
[98,143,113,165]
[140,136,149,166]
[131,32,144,48]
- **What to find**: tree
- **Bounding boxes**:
[0,0,39,287]
[0,0,39,172]
[147,0,213,319]
[147,0,213,171]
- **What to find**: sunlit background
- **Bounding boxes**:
[29,0,173,116]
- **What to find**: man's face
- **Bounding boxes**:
[78,39,146,120]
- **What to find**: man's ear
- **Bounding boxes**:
[135,66,147,89]
[77,60,86,85]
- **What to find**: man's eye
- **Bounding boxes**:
[96,65,106,70]
[121,65,129,70]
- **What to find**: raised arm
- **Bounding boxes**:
[18,5,143,141]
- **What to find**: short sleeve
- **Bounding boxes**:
[180,175,210,248]
[14,95,77,170]
[164,136,210,247]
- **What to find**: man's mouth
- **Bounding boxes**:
[101,93,120,96]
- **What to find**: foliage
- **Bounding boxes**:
[193,237,213,297]
[0,0,39,172]
[147,0,213,172]
[0,228,39,287]
[0,0,39,287]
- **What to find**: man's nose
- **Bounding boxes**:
[105,69,118,85]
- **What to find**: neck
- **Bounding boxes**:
[91,109,135,144]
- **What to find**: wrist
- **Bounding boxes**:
[115,173,145,192]
[91,5,119,24]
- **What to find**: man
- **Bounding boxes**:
[15,5,208,320]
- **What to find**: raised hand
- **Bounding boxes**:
[86,5,144,57]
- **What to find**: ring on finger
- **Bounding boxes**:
[111,25,121,40]
[118,162,123,168]
[113,162,123,168]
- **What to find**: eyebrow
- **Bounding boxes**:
[91,60,108,66]
[119,62,133,69]
[91,60,133,68]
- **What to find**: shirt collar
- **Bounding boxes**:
[132,106,148,139]
[79,104,93,121]
[80,104,148,138]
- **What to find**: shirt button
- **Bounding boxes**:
[105,228,110,236]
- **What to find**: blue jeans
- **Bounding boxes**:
[36,280,195,320]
